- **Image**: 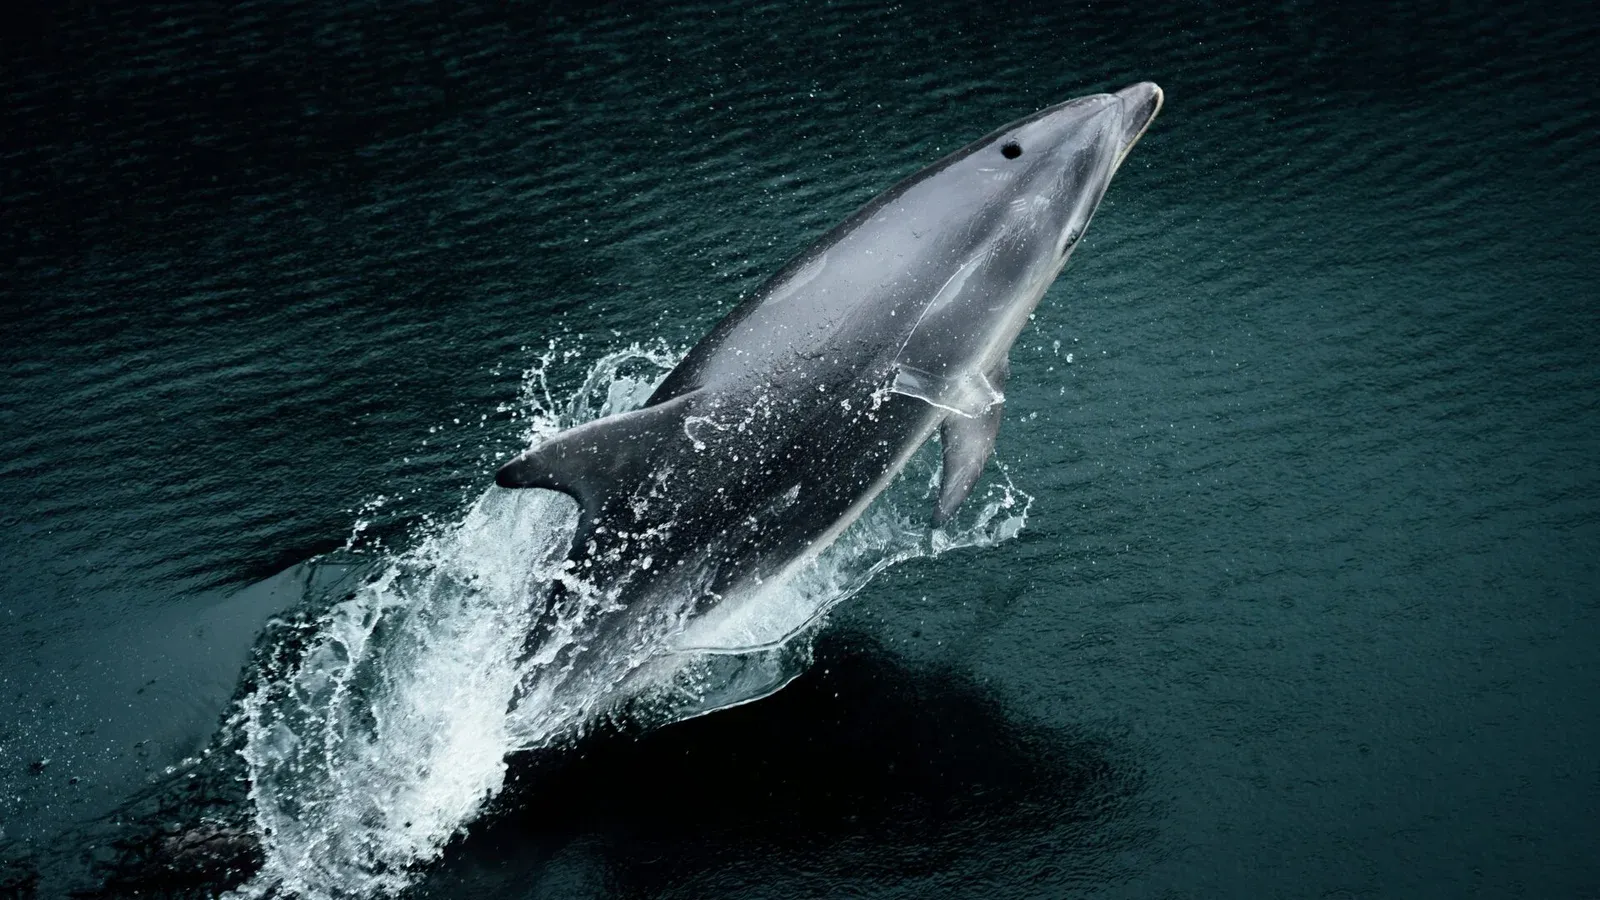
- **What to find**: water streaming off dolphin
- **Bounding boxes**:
[228,345,1031,898]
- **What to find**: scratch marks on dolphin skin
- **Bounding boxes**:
[889,365,1004,418]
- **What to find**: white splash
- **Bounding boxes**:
[229,344,1030,899]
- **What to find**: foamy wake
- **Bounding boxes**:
[228,346,1031,899]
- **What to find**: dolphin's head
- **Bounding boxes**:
[953,82,1162,269]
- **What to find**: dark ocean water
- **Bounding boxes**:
[3,0,1598,896]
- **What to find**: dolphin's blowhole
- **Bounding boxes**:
[1001,141,1022,159]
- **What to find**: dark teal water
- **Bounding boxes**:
[3,0,1598,896]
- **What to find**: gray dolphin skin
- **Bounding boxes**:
[498,83,1162,659]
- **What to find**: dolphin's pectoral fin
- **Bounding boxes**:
[934,402,1004,525]
[933,360,1009,525]
[496,391,701,541]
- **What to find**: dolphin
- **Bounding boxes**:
[498,83,1162,694]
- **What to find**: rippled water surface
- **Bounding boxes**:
[3,0,1597,897]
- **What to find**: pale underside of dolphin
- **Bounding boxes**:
[498,82,1163,639]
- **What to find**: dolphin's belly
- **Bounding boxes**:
[718,389,938,586]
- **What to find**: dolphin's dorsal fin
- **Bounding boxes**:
[496,391,701,545]
[933,360,1008,525]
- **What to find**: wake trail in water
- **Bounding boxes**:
[227,346,1031,899]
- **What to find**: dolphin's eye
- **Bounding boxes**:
[1001,142,1022,159]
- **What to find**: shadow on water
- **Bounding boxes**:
[4,630,1144,899]
[419,630,1147,899]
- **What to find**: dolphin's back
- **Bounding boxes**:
[649,144,1010,404]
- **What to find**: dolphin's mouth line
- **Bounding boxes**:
[1114,84,1164,171]
[1059,226,1082,259]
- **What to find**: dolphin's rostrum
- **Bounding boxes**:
[498,83,1162,666]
